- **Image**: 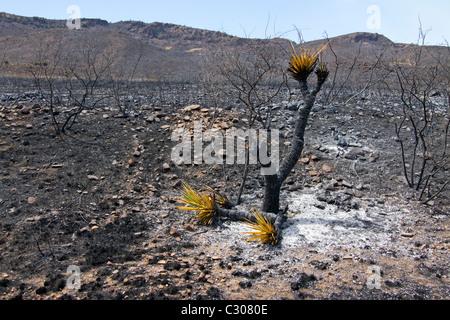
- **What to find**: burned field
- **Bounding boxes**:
[0,80,448,300]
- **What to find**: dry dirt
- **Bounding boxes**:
[0,86,449,300]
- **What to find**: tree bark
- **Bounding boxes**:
[215,206,287,238]
[261,78,324,213]
[216,206,278,223]
[262,174,281,213]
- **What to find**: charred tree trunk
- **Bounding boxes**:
[261,77,325,213]
[262,174,281,213]
[215,205,287,236]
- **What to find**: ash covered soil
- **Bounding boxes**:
[0,87,448,300]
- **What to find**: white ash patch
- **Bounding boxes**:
[197,188,416,257]
[280,190,396,252]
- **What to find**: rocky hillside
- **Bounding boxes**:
[0,12,108,36]
[0,12,447,81]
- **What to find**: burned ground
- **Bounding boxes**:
[0,83,448,300]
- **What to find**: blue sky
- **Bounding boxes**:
[1,0,448,45]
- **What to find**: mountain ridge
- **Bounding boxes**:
[0,12,445,82]
[0,11,400,46]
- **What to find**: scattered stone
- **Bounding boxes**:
[351,199,360,209]
[368,153,379,163]
[169,226,179,236]
[133,150,141,157]
[182,104,201,112]
[78,226,91,234]
[315,203,326,210]
[316,193,328,203]
[337,138,349,147]
[27,197,37,205]
[290,273,317,290]
[324,179,339,191]
[26,216,41,222]
[401,232,415,238]
[171,179,182,188]
[353,191,363,198]
[322,164,332,173]
[344,148,365,160]
[163,163,171,171]
[21,108,31,115]
[341,180,353,188]
[87,175,99,181]
[128,159,135,167]
[299,157,310,164]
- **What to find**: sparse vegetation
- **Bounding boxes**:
[176,181,283,244]
[177,36,331,244]
[243,208,278,245]
[389,29,450,203]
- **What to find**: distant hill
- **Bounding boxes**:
[0,12,446,82]
[334,32,394,46]
[110,21,236,44]
[0,12,109,36]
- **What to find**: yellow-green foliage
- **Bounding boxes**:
[177,182,279,245]
[201,185,230,208]
[176,181,216,225]
[243,208,278,245]
[288,41,330,82]
[315,55,330,83]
